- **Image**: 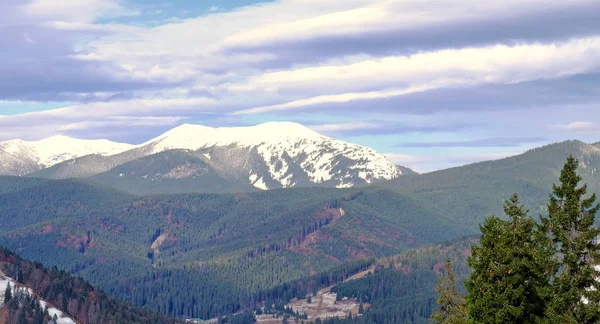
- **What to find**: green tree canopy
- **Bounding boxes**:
[466,193,548,323]
[540,155,600,323]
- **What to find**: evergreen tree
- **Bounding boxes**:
[539,156,600,323]
[4,282,12,304]
[466,194,548,323]
[17,310,27,324]
[430,259,466,324]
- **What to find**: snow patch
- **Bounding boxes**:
[253,176,269,190]
[0,274,76,324]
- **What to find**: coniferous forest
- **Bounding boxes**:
[427,155,600,324]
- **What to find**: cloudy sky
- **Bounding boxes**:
[1,0,600,172]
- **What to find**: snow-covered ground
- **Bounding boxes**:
[0,273,76,324]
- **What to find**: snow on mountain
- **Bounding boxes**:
[2,122,402,190]
[0,135,133,175]
[138,122,401,189]
[144,121,326,152]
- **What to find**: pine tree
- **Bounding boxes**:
[539,155,600,323]
[17,309,27,324]
[430,259,467,324]
[4,282,12,304]
[466,194,549,323]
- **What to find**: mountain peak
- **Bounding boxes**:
[0,135,133,169]
[149,122,327,152]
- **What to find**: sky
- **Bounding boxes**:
[1,0,600,172]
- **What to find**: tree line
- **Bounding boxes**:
[432,156,600,323]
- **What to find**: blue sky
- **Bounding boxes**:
[1,0,600,172]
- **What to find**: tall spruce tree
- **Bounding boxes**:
[430,259,467,324]
[4,282,12,304]
[539,155,600,323]
[466,194,548,323]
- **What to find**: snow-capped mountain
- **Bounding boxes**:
[137,122,401,189]
[0,136,133,176]
[2,122,402,191]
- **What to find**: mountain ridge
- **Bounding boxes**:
[6,122,402,191]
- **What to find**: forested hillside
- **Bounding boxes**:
[0,245,182,324]
[383,140,600,229]
[0,178,473,320]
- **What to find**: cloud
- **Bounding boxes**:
[0,1,174,102]
[395,137,547,148]
[221,0,600,68]
[556,121,596,132]
[230,37,600,114]
[0,96,220,141]
[56,116,188,131]
[385,152,521,173]
[307,119,469,136]
[231,85,439,115]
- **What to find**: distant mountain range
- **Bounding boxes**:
[0,122,402,194]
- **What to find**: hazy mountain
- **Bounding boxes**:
[25,122,402,192]
[0,136,132,176]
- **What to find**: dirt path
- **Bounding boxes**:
[316,293,324,315]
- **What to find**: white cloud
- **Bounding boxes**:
[57,116,188,131]
[232,84,444,115]
[385,152,520,173]
[229,37,600,114]
[221,0,588,49]
[309,122,381,132]
[556,121,596,132]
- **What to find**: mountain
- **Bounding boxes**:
[381,140,600,229]
[0,136,133,176]
[25,122,402,193]
[90,150,258,195]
